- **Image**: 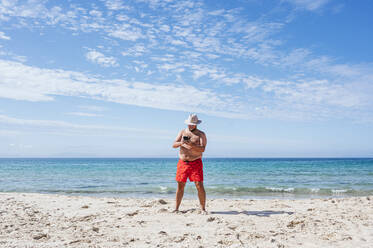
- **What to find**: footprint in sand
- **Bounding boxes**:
[157,208,169,213]
[126,211,139,216]
[207,217,215,222]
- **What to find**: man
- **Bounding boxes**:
[172,113,207,213]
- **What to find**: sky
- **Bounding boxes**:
[0,0,373,158]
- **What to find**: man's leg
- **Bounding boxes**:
[175,181,186,211]
[194,181,206,211]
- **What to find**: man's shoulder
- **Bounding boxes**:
[197,129,206,136]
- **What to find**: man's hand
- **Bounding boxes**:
[185,141,205,152]
[181,139,192,149]
[182,140,205,151]
[181,143,192,149]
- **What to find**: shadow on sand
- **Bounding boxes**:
[210,210,294,217]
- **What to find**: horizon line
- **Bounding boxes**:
[0,157,372,159]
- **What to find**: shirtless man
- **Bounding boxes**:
[172,114,207,212]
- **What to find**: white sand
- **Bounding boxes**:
[0,192,372,247]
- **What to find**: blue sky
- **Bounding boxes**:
[0,0,373,157]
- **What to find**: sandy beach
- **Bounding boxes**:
[0,193,372,248]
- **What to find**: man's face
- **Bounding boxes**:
[188,125,197,131]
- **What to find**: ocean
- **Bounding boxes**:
[1,158,372,199]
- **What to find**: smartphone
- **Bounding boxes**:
[183,136,190,141]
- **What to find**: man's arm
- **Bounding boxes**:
[189,133,207,152]
[172,130,183,148]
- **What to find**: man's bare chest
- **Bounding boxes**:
[183,129,201,144]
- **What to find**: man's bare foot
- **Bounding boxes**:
[199,210,208,215]
[172,209,180,213]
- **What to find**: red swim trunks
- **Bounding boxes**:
[175,158,203,182]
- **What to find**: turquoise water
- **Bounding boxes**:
[1,158,373,199]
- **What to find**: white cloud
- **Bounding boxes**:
[1,0,372,122]
[280,48,311,67]
[243,76,265,89]
[109,24,144,41]
[284,0,330,11]
[89,10,102,17]
[208,9,225,16]
[0,114,173,137]
[222,76,242,85]
[251,77,366,109]
[0,0,78,26]
[67,112,103,117]
[0,31,10,40]
[159,24,170,32]
[85,50,118,67]
[158,62,187,72]
[193,69,208,80]
[0,114,102,129]
[0,0,285,69]
[0,44,28,62]
[121,44,147,57]
[78,105,106,112]
[205,54,220,59]
[11,55,27,62]
[0,0,45,18]
[230,21,283,43]
[137,0,178,10]
[103,0,131,10]
[0,59,241,118]
[7,143,33,149]
[0,129,20,136]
